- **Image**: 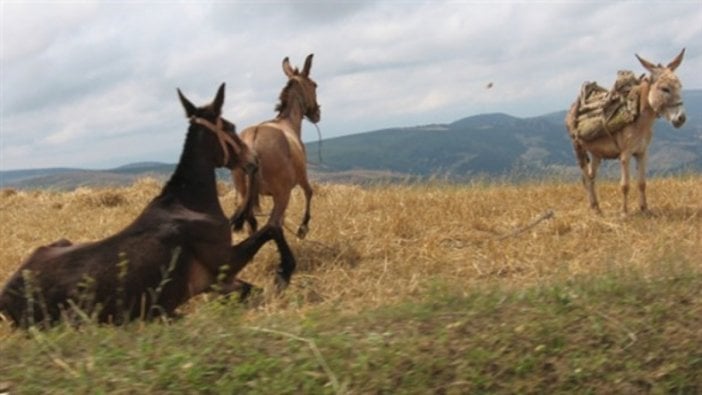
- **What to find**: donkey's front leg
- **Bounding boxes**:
[634,152,649,212]
[230,225,277,274]
[619,153,632,215]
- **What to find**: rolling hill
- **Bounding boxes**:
[0,163,174,191]
[2,90,701,189]
[306,89,702,181]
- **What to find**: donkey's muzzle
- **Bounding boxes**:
[673,113,686,128]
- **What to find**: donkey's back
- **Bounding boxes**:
[0,209,203,325]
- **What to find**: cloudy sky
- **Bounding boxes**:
[1,1,700,170]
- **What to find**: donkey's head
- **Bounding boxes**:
[636,48,686,128]
[278,53,321,124]
[178,83,257,173]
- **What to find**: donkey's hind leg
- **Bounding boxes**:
[270,225,296,291]
[586,156,602,213]
[230,169,249,230]
[573,140,601,213]
[230,169,259,234]
[296,177,313,239]
[265,192,297,290]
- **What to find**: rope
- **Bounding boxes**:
[312,123,323,164]
[190,116,241,166]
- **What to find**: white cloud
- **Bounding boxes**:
[1,0,701,170]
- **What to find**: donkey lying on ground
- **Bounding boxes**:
[230,54,321,289]
[0,84,291,327]
[566,49,686,214]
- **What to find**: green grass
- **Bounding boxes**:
[2,263,701,394]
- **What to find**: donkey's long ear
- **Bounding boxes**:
[302,53,314,77]
[178,88,197,118]
[666,48,685,71]
[282,57,295,78]
[212,83,225,116]
[635,53,658,73]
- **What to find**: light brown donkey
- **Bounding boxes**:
[566,49,686,214]
[230,54,320,288]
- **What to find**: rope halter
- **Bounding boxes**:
[189,116,242,167]
[291,76,319,122]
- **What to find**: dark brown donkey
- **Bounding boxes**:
[230,54,321,289]
[0,84,293,327]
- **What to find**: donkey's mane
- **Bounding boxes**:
[275,78,300,114]
[162,105,221,197]
[161,123,213,198]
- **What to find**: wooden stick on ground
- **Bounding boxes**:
[497,210,555,240]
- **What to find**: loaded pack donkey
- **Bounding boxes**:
[566,49,686,214]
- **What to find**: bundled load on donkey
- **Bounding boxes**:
[565,49,687,215]
[566,70,644,141]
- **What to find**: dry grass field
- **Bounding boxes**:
[1,175,700,317]
[1,175,701,393]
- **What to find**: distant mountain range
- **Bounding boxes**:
[2,90,701,190]
[306,89,702,181]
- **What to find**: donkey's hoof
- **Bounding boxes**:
[274,273,291,293]
[236,281,253,302]
[296,225,309,239]
[239,283,266,305]
[638,207,653,217]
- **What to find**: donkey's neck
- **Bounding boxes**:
[161,131,220,211]
[636,79,658,129]
[276,91,305,138]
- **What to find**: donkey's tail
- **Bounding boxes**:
[564,100,579,139]
[565,101,590,169]
[231,169,261,232]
